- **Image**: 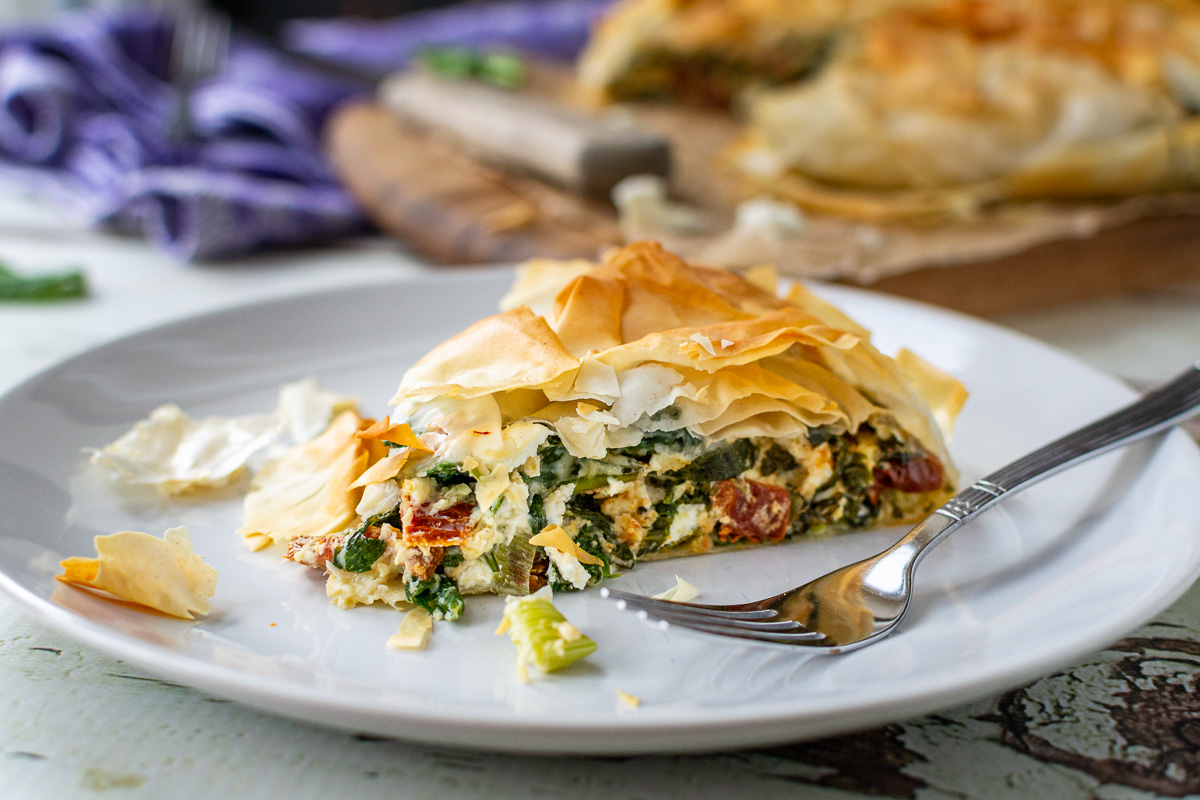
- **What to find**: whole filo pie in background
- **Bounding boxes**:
[241,241,967,624]
[579,0,1200,223]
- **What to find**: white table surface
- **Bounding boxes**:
[2,194,1200,800]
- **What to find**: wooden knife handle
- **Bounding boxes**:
[326,103,622,264]
[380,72,670,199]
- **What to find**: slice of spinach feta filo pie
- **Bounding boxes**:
[267,241,966,620]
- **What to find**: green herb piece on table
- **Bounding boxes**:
[419,47,527,90]
[477,52,526,89]
[419,46,476,80]
[0,264,87,302]
[498,588,596,680]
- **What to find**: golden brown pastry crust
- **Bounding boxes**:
[580,0,1200,219]
[392,241,962,482]
[734,0,1200,219]
[238,411,385,548]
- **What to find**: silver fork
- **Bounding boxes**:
[165,5,232,145]
[602,362,1200,653]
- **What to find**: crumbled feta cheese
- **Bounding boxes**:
[447,557,497,594]
[403,477,435,508]
[460,477,527,561]
[530,524,600,591]
[474,465,512,511]
[666,503,708,546]
[544,485,573,527]
[546,546,591,591]
[325,560,409,610]
[649,452,692,473]
[799,443,835,498]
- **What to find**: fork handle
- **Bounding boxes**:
[903,362,1200,555]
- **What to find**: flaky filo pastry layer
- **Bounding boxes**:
[734,0,1200,222]
[390,241,965,487]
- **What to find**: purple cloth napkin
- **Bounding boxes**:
[0,2,614,261]
[283,0,614,73]
[0,10,366,260]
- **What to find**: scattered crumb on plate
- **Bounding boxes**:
[387,607,433,650]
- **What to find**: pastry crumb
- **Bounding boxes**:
[387,608,433,650]
[651,575,700,603]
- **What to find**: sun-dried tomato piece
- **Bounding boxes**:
[872,453,945,496]
[712,479,791,544]
[403,503,474,546]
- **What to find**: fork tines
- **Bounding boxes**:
[601,588,827,643]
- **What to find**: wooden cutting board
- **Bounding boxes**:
[326,70,1200,319]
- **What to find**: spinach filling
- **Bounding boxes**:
[333,465,478,616]
[333,507,469,619]
[640,479,708,553]
[404,573,465,620]
[517,423,942,584]
[792,431,918,534]
[520,453,633,591]
[332,509,401,573]
[423,461,476,489]
[392,421,944,607]
[333,532,387,573]
[797,447,874,534]
[670,438,755,484]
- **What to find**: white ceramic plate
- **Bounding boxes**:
[1,270,1198,755]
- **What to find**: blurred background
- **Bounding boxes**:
[0,0,1198,319]
[0,0,467,26]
